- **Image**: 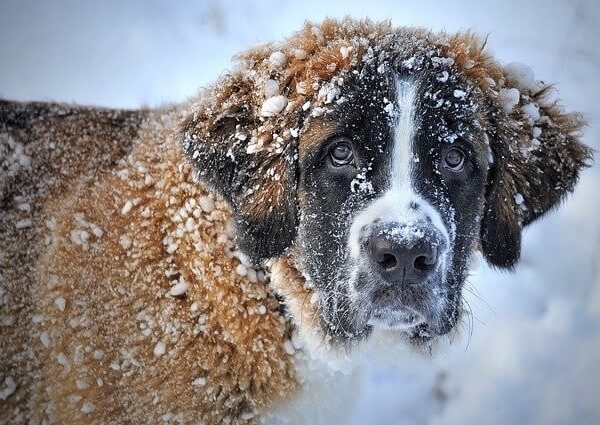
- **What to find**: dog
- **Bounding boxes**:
[0,18,590,424]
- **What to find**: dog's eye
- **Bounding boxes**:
[329,141,355,166]
[442,148,465,171]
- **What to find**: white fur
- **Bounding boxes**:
[348,77,449,261]
[264,330,434,424]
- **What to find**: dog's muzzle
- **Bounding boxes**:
[355,220,447,329]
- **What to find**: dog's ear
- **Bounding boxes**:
[181,72,300,265]
[480,68,591,268]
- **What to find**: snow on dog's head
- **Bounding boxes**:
[181,19,590,355]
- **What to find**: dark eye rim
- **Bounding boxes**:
[442,147,466,171]
[328,137,355,167]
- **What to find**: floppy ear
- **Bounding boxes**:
[181,73,300,265]
[480,73,591,269]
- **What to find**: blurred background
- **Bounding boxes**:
[1,1,598,423]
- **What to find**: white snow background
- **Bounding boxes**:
[1,0,599,423]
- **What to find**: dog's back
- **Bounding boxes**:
[1,101,295,424]
[1,101,147,422]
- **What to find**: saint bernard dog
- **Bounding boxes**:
[0,18,590,424]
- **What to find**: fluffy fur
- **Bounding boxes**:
[0,19,590,424]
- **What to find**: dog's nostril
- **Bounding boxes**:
[413,254,435,272]
[378,253,398,270]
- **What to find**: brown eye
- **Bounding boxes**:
[443,148,465,171]
[329,142,355,166]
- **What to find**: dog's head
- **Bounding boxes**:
[182,20,590,353]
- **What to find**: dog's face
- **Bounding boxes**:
[182,20,589,351]
[294,66,488,342]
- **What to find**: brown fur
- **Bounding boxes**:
[1,104,295,424]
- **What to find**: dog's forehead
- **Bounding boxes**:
[299,58,485,158]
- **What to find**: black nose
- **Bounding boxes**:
[364,227,439,285]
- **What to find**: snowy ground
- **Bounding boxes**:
[1,0,599,423]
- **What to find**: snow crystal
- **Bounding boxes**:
[235,264,247,276]
[498,88,520,113]
[40,331,50,348]
[170,279,189,297]
[91,226,104,238]
[15,219,32,229]
[504,62,536,91]
[485,77,497,87]
[302,101,311,111]
[292,48,307,60]
[514,193,525,205]
[54,297,66,312]
[311,107,326,117]
[257,304,267,315]
[431,56,455,67]
[192,377,206,387]
[340,45,353,59]
[81,401,96,414]
[264,79,279,98]
[119,234,132,250]
[437,71,449,83]
[184,217,195,232]
[260,95,288,117]
[70,229,90,245]
[57,352,68,366]
[318,83,341,104]
[121,200,133,215]
[153,341,166,357]
[166,242,178,254]
[269,51,287,68]
[351,170,374,194]
[92,349,104,360]
[521,102,540,121]
[453,89,467,99]
[198,196,214,213]
[0,377,17,401]
[76,379,89,390]
[532,126,542,138]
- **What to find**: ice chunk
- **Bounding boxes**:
[81,402,96,414]
[498,88,520,113]
[154,341,166,357]
[15,219,32,229]
[55,297,66,312]
[264,79,279,98]
[40,331,51,348]
[260,95,288,117]
[0,377,17,400]
[269,51,287,68]
[521,102,540,121]
[170,279,189,297]
[504,62,535,91]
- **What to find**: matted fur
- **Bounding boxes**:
[1,18,590,424]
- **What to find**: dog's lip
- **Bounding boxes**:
[367,305,426,330]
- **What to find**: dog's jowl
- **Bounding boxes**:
[1,19,590,424]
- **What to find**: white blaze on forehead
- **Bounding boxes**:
[348,76,450,259]
[391,78,419,187]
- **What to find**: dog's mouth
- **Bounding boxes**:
[349,269,449,329]
[367,305,426,330]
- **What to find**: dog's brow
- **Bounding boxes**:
[299,119,340,158]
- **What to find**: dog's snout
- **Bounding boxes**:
[363,223,441,286]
